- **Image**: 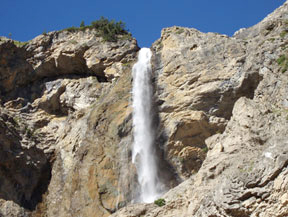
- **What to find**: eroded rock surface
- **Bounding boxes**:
[0,29,140,217]
[113,1,288,216]
[1,1,288,217]
[151,24,263,178]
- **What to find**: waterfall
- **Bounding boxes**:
[131,48,164,203]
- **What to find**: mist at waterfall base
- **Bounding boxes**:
[131,48,165,203]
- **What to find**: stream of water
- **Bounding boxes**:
[131,48,164,203]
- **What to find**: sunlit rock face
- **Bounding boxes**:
[151,25,261,179]
[0,30,140,217]
[112,1,288,217]
[1,1,288,217]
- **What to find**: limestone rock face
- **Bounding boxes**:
[0,30,138,96]
[113,1,288,216]
[0,108,51,212]
[0,30,139,217]
[151,25,261,178]
[1,1,288,217]
[0,40,33,93]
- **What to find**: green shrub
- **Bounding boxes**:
[64,26,79,32]
[277,55,288,73]
[13,40,28,47]
[62,17,130,42]
[277,55,286,65]
[280,30,288,38]
[202,147,208,153]
[80,20,85,28]
[154,198,166,207]
[176,29,184,34]
[91,16,129,42]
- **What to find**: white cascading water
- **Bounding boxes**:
[132,48,164,203]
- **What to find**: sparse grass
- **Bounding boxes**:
[268,38,275,42]
[280,30,288,38]
[239,161,254,173]
[202,147,208,153]
[12,116,20,127]
[121,62,130,67]
[121,60,134,67]
[271,107,288,119]
[13,40,28,47]
[69,40,78,45]
[176,29,185,35]
[154,198,166,207]
[271,108,282,116]
[277,55,286,65]
[283,19,288,25]
[63,26,81,32]
[281,45,288,50]
[119,33,133,41]
[277,55,288,73]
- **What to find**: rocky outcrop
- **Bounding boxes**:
[0,30,138,99]
[113,1,288,216]
[0,29,139,216]
[0,108,51,212]
[151,25,261,178]
[1,1,288,217]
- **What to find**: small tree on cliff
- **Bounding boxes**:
[80,20,85,28]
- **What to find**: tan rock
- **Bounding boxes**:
[1,2,288,217]
[0,28,139,217]
[113,1,288,216]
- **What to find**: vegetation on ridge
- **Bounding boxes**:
[62,16,132,42]
[13,40,29,47]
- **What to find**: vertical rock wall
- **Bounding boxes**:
[113,1,288,216]
[0,30,140,217]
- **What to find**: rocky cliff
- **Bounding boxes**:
[113,1,288,217]
[0,30,140,216]
[1,1,288,217]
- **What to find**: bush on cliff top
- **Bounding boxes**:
[62,17,131,42]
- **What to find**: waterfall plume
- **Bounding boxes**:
[131,48,164,203]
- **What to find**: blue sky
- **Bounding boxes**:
[0,0,286,47]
